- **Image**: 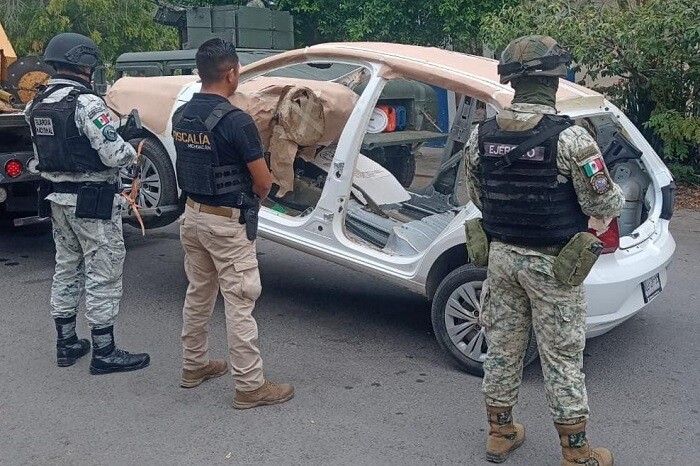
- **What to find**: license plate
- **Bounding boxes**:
[642,273,662,303]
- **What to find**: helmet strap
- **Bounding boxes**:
[54,72,93,89]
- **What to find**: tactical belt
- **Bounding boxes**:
[52,182,119,194]
[186,197,238,218]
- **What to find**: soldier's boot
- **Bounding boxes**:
[54,316,91,367]
[89,326,150,375]
[180,359,228,388]
[232,380,294,409]
[555,421,613,466]
[485,405,526,463]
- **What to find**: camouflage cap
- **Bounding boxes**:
[498,35,572,84]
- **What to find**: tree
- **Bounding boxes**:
[5,0,178,64]
[274,0,517,53]
[482,0,700,178]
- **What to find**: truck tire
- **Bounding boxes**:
[431,264,539,376]
[123,138,181,229]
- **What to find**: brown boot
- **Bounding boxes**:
[232,380,294,409]
[180,359,228,388]
[486,405,525,463]
[555,421,613,466]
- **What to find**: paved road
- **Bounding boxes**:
[0,211,698,465]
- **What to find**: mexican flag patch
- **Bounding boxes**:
[582,156,604,178]
[92,113,110,129]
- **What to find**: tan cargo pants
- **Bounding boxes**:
[180,202,264,391]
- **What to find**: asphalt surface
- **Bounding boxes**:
[0,211,698,466]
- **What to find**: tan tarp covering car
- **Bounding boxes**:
[242,42,606,113]
[106,75,358,195]
[105,75,357,141]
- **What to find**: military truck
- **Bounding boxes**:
[0,21,55,226]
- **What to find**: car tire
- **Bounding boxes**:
[384,145,416,188]
[122,138,181,229]
[431,264,539,376]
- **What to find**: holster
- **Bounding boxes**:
[75,184,116,220]
[465,218,490,267]
[553,232,603,286]
[37,182,53,218]
[237,192,260,241]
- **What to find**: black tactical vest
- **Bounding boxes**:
[478,114,588,246]
[172,100,251,199]
[29,85,110,173]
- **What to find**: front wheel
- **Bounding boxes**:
[431,264,539,376]
[121,138,181,229]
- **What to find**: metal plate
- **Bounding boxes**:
[642,273,662,303]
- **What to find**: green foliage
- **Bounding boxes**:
[481,0,700,175]
[3,0,178,63]
[275,0,516,52]
[668,163,699,184]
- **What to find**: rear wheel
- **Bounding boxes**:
[120,138,181,229]
[431,264,539,376]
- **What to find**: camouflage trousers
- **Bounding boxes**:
[481,241,589,423]
[49,200,125,329]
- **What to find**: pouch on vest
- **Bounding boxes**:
[553,232,603,286]
[75,185,116,220]
[465,218,490,267]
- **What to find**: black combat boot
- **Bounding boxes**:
[55,316,91,367]
[89,326,150,375]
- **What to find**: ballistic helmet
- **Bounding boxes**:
[498,35,571,84]
[43,33,101,70]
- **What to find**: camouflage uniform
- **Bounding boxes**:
[464,102,625,423]
[25,78,136,329]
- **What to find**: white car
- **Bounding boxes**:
[105,43,676,375]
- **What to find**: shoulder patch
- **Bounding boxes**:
[577,144,600,162]
[93,113,111,129]
[590,172,611,194]
[102,125,118,142]
[578,155,612,194]
[87,105,106,119]
[578,155,605,177]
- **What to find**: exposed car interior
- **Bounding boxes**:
[263,76,653,257]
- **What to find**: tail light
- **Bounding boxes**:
[589,218,620,254]
[4,159,23,178]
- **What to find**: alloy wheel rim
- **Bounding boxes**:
[120,156,162,209]
[443,280,487,363]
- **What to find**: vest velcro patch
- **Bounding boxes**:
[483,142,545,162]
[33,117,54,136]
[172,130,212,150]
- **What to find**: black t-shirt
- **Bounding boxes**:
[180,93,264,208]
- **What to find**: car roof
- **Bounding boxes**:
[242,42,606,112]
[106,42,609,134]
